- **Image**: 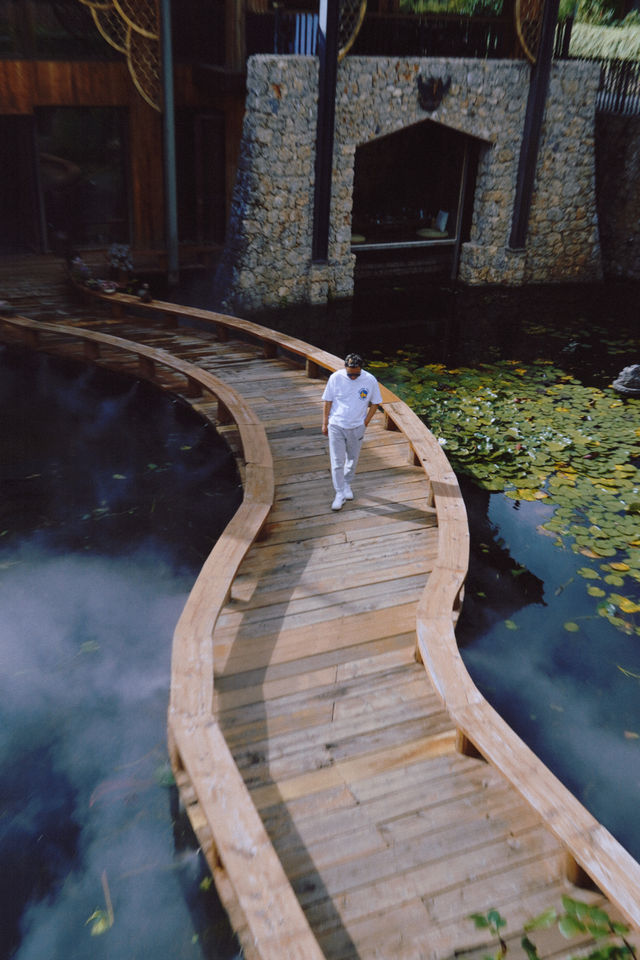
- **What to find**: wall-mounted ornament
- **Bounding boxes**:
[417,75,451,112]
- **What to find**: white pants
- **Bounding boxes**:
[328,423,365,494]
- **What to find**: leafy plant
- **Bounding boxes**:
[570,21,640,58]
[469,908,508,960]
[469,898,636,960]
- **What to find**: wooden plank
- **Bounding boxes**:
[170,718,326,960]
[7,288,639,958]
[249,730,457,810]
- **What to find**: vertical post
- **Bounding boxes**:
[312,0,339,263]
[509,0,561,250]
[159,0,179,287]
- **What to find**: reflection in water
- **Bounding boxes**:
[457,479,640,863]
[0,346,242,960]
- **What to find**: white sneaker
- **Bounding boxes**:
[331,493,345,511]
[343,485,354,500]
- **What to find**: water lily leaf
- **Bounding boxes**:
[612,595,640,614]
[610,562,630,571]
[515,489,543,501]
[590,544,617,557]
[564,622,580,632]
[505,620,518,630]
[577,567,600,580]
[112,474,126,480]
[86,909,113,936]
[587,586,606,597]
[624,730,639,739]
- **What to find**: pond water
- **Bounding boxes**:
[3,276,638,960]
[0,345,243,960]
[176,273,640,863]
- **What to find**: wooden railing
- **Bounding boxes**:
[78,289,640,930]
[4,293,639,948]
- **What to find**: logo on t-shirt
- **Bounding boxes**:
[359,388,369,400]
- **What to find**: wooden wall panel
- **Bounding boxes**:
[0,60,244,250]
[129,93,165,248]
[0,62,36,113]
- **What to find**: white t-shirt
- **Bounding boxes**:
[322,369,383,429]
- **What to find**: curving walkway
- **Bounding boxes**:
[1,264,638,960]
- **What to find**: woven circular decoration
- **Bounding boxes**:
[515,0,544,63]
[91,5,128,53]
[338,0,367,61]
[127,27,162,111]
[114,0,159,39]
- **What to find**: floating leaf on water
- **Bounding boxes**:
[504,620,518,630]
[86,908,113,936]
[610,562,631,571]
[564,622,580,632]
[587,586,606,597]
[112,474,126,480]
[604,574,626,586]
[624,730,639,739]
[577,567,600,580]
[80,640,100,654]
[611,594,640,614]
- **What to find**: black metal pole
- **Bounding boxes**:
[509,0,561,250]
[160,0,179,286]
[312,0,339,263]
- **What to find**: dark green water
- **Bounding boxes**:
[0,346,243,960]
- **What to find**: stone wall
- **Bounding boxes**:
[595,112,640,281]
[213,55,602,312]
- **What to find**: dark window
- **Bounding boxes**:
[176,110,226,246]
[352,119,478,249]
[36,107,130,252]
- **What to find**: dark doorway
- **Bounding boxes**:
[351,119,479,270]
[35,106,130,254]
[0,115,43,254]
[176,110,226,246]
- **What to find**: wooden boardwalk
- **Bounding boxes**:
[1,265,638,960]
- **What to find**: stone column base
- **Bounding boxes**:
[308,263,330,304]
[459,243,526,285]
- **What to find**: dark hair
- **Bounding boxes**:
[344,353,363,368]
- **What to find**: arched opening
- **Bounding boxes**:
[351,118,482,281]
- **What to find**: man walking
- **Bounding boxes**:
[321,353,383,511]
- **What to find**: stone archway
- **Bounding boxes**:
[349,118,484,282]
[213,55,602,313]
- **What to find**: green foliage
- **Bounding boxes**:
[468,900,635,960]
[570,21,640,58]
[399,0,504,16]
[372,351,640,638]
[469,909,509,960]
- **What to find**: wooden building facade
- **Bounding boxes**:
[0,0,244,258]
